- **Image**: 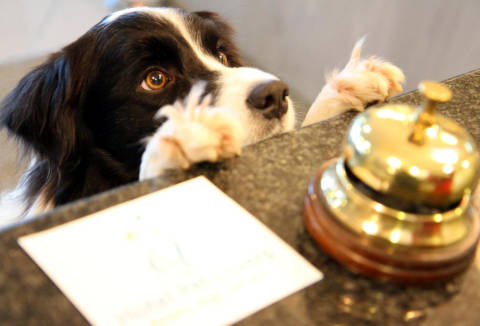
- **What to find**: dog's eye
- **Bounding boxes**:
[217,50,228,65]
[142,70,168,90]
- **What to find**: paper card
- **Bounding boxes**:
[19,176,322,326]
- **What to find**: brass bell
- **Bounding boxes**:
[304,81,480,284]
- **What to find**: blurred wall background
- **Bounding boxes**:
[1,0,479,191]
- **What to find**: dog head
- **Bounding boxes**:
[1,7,295,172]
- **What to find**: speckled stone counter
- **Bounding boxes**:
[2,70,480,325]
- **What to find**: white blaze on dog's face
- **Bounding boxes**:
[103,7,295,145]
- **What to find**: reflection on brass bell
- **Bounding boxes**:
[304,81,480,284]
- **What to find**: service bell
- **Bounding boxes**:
[304,81,480,284]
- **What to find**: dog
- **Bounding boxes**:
[0,7,404,224]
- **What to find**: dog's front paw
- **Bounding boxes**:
[139,83,245,180]
[303,38,405,126]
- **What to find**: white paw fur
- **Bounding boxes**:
[302,38,405,126]
[139,83,245,180]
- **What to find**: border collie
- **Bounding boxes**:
[0,7,404,223]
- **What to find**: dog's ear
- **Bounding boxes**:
[193,11,235,37]
[193,11,243,67]
[0,47,88,163]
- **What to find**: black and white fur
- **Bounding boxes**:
[0,7,404,224]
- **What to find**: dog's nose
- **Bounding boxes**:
[247,80,289,119]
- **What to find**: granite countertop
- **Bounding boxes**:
[2,70,480,325]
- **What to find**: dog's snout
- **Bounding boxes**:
[247,80,289,119]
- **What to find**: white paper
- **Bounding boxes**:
[19,176,322,326]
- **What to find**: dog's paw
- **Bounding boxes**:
[303,38,405,126]
[139,83,245,180]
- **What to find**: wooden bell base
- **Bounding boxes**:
[304,160,480,285]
